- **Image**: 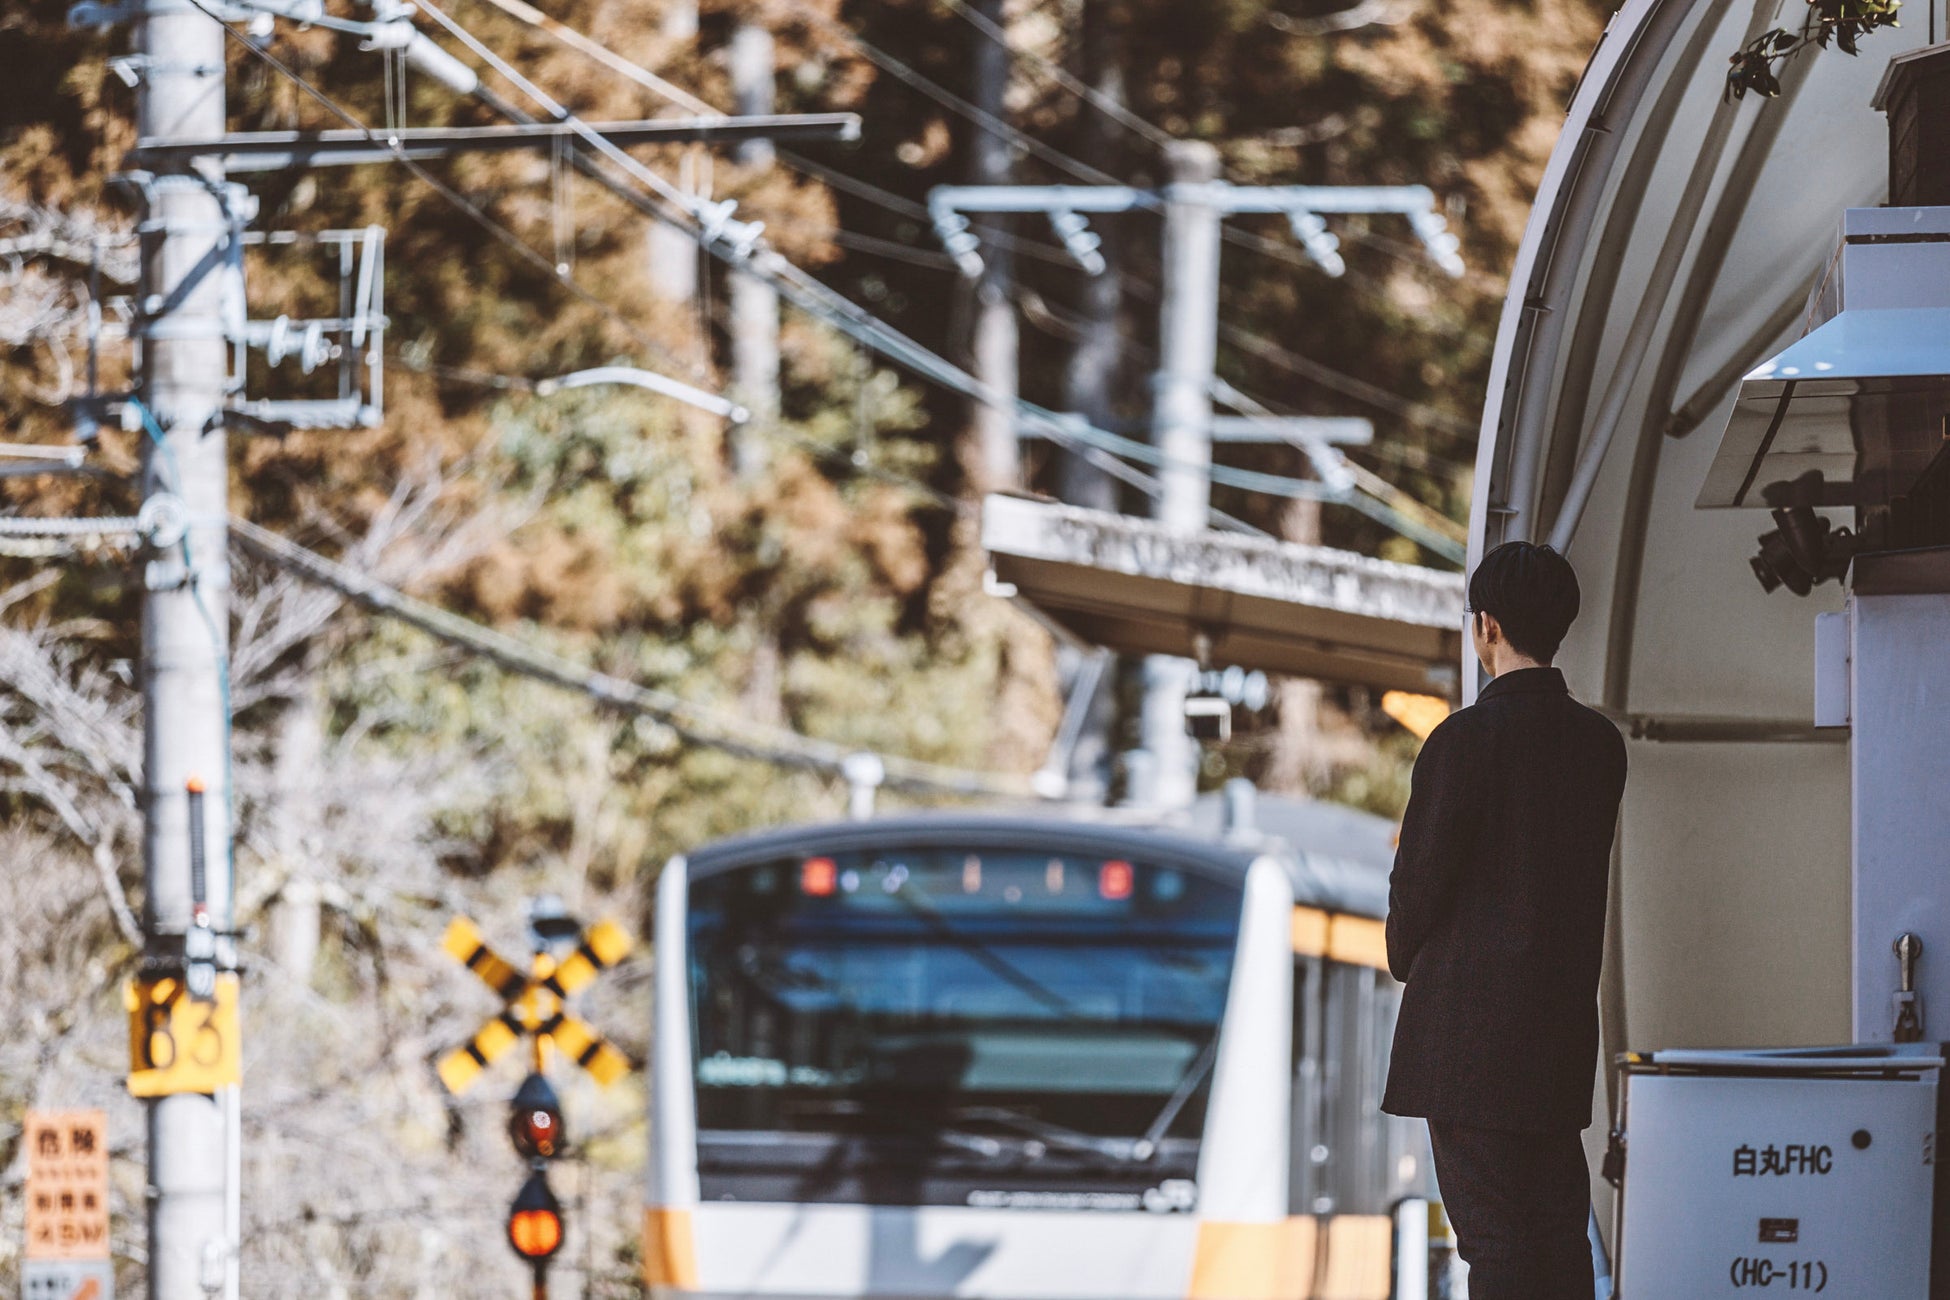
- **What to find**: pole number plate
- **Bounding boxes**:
[125,974,240,1097]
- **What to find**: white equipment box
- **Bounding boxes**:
[1616,1047,1941,1298]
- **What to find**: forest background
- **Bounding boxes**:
[0,0,1605,1291]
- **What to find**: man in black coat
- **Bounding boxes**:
[1382,541,1627,1299]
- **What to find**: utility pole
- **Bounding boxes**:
[1056,0,1123,517]
[104,12,854,1294]
[1137,141,1223,811]
[965,0,1018,492]
[646,0,701,309]
[136,1,240,1295]
[727,21,780,480]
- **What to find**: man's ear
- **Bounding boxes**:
[1479,611,1502,646]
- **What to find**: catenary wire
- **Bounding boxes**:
[391,345,967,512]
[307,7,1286,534]
[456,0,1485,456]
[218,2,1451,552]
[228,515,1034,798]
[188,0,703,382]
[411,4,1455,549]
[931,0,1177,149]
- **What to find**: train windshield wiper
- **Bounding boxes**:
[1129,1036,1220,1161]
[789,1097,1010,1160]
[949,1105,1137,1162]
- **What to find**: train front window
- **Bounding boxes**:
[688,849,1242,1145]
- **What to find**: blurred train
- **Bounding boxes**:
[644,794,1442,1300]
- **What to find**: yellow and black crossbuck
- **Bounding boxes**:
[437,916,633,1095]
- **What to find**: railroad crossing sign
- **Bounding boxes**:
[436,912,632,1094]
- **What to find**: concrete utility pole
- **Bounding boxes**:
[646,0,700,306]
[1137,141,1223,811]
[1055,0,1123,517]
[727,21,780,479]
[965,0,1018,492]
[136,2,239,1295]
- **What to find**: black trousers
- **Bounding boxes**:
[1427,1121,1595,1300]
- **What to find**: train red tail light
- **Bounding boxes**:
[801,857,838,896]
[1098,860,1134,900]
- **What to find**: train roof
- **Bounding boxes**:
[681,797,1395,920]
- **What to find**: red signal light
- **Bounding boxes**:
[508,1171,564,1261]
[514,1107,560,1158]
[1098,860,1134,900]
[801,857,838,896]
[509,1072,566,1160]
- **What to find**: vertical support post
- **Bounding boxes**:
[1056,0,1124,515]
[1134,141,1222,812]
[727,22,780,480]
[1846,563,1950,1043]
[136,0,238,1294]
[646,1,700,307]
[965,0,1018,493]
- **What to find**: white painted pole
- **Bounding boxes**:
[727,22,780,480]
[1135,141,1222,811]
[965,0,1019,492]
[136,0,238,1292]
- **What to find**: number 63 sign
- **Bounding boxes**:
[125,974,240,1097]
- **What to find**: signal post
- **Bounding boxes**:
[438,900,632,1296]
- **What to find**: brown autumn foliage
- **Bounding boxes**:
[0,0,1605,1291]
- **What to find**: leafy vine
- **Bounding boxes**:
[1726,0,1902,100]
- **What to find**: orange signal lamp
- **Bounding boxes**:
[507,1170,564,1261]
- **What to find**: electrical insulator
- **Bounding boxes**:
[506,1170,564,1262]
[1407,209,1467,279]
[509,1072,566,1160]
[1286,210,1346,278]
[930,212,985,278]
[1046,210,1106,275]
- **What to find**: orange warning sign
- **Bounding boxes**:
[23,1110,109,1261]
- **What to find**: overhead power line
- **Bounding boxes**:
[783,0,1129,190]
[186,0,705,381]
[227,516,1037,800]
[930,0,1177,149]
[457,0,1480,461]
[411,3,1466,549]
[466,0,715,113]
[1216,318,1477,440]
[210,0,1456,553]
[196,10,1231,536]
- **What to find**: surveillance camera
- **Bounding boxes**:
[1184,695,1232,743]
[1750,504,1859,597]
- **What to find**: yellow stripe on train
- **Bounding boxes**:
[1289,907,1391,972]
[642,1206,698,1291]
[1186,1215,1391,1300]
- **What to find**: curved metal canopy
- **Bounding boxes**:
[1473,0,1939,1071]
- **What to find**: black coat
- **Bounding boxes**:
[1381,666,1627,1134]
